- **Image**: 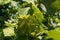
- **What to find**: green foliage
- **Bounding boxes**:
[46,29,60,40]
[0,0,60,40]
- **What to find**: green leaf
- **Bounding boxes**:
[3,0,11,4]
[23,0,37,4]
[46,29,60,40]
[55,18,59,23]
[0,0,3,5]
[5,21,17,27]
[41,0,60,11]
[3,27,15,36]
[50,0,60,10]
[17,7,30,15]
[32,4,44,23]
